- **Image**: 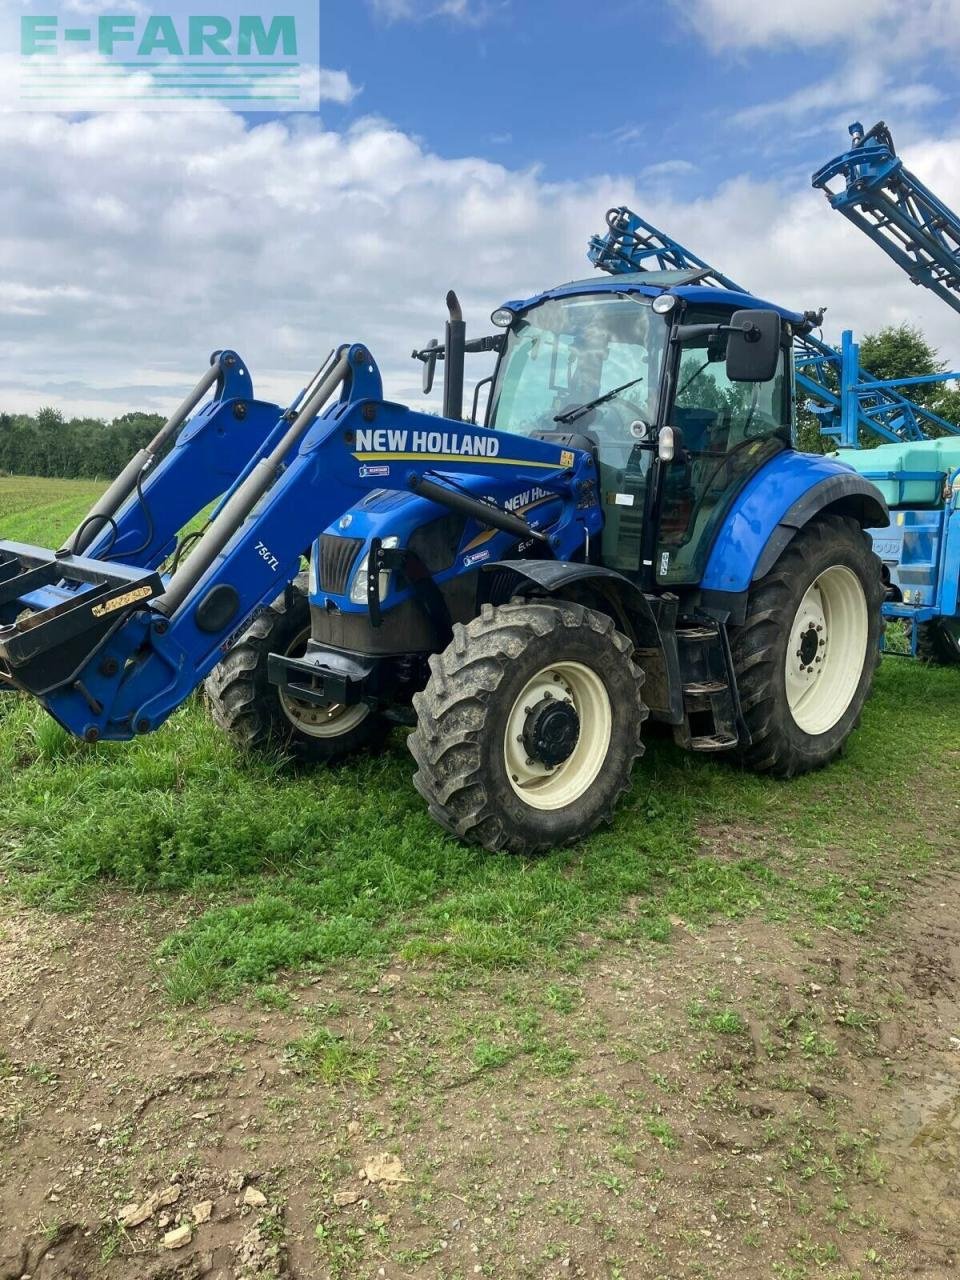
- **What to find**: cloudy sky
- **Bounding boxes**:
[4,0,960,418]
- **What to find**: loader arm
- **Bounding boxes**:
[0,344,596,743]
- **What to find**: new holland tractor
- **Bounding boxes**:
[0,261,887,852]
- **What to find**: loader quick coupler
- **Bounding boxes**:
[0,540,163,697]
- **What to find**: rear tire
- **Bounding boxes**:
[408,600,647,853]
[730,515,882,777]
[204,577,390,764]
[916,620,960,665]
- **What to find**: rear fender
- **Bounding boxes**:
[701,452,889,596]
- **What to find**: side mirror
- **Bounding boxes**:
[421,337,440,395]
[725,309,781,382]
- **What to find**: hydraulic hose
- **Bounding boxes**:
[64,358,224,555]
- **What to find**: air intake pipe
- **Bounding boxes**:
[442,290,465,422]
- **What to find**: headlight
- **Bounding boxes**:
[491,307,514,327]
[349,536,400,605]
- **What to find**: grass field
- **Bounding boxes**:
[1,473,959,1279]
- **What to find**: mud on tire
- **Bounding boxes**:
[730,514,883,778]
[408,599,647,854]
[204,575,390,764]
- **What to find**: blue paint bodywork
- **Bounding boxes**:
[2,347,600,742]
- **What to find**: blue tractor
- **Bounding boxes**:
[0,263,888,851]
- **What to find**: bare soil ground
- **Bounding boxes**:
[3,849,960,1280]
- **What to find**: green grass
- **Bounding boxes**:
[1,477,958,1004]
[0,475,102,545]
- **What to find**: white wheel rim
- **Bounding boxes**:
[277,627,370,739]
[784,565,869,735]
[503,661,612,811]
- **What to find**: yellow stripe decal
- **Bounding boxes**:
[353,452,560,469]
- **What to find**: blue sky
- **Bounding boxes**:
[3,0,960,416]
[318,0,955,194]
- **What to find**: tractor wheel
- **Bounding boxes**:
[204,576,390,763]
[730,514,882,778]
[408,600,647,853]
[915,620,960,665]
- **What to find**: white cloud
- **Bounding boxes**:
[679,0,941,52]
[640,159,696,180]
[315,69,362,104]
[369,0,504,23]
[3,105,960,422]
[681,0,955,134]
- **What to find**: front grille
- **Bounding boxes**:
[318,535,363,594]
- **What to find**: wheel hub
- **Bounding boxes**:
[798,624,820,668]
[522,696,580,767]
[503,660,614,812]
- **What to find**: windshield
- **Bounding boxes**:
[488,293,666,467]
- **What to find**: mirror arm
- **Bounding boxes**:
[672,320,761,344]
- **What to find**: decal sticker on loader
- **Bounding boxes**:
[255,540,280,571]
[352,427,558,470]
[359,464,390,478]
[90,584,154,617]
[463,549,491,567]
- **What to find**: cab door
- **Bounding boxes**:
[657,310,793,586]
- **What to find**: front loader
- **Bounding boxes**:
[0,270,888,852]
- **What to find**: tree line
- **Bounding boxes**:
[1,325,959,479]
[0,408,165,480]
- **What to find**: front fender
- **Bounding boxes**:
[485,558,683,723]
[701,452,889,594]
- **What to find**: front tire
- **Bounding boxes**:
[731,515,882,777]
[408,600,647,853]
[204,578,390,764]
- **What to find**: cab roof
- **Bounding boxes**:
[500,270,806,327]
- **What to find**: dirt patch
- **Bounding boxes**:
[3,870,960,1278]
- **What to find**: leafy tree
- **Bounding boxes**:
[796,322,960,453]
[858,324,943,408]
[0,408,165,479]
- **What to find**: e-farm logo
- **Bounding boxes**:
[14,1,319,112]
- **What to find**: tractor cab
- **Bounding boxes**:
[486,276,798,589]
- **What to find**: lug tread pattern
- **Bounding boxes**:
[731,515,883,778]
[203,575,389,763]
[408,600,647,854]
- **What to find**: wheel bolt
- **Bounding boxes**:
[516,735,523,743]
